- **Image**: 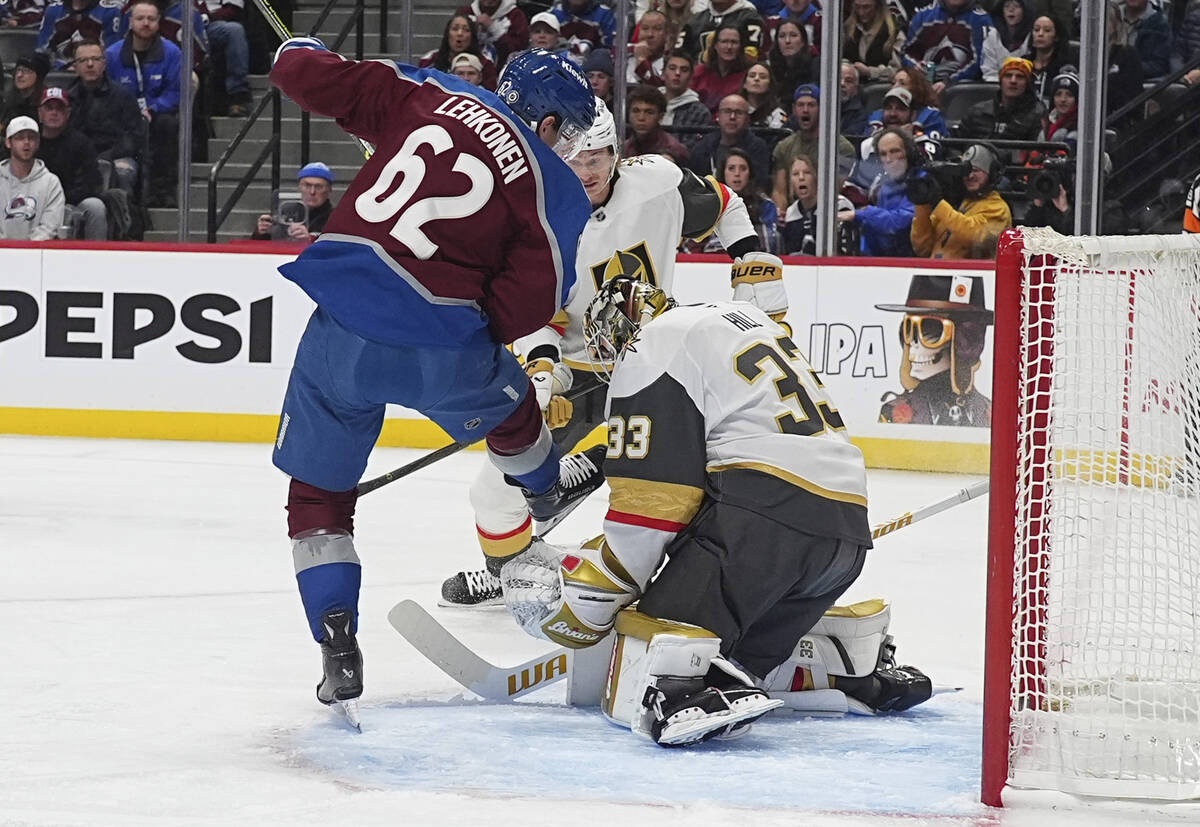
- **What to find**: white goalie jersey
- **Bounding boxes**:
[600,301,872,590]
[515,153,757,369]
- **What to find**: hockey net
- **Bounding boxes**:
[984,227,1200,805]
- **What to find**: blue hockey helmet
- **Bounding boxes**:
[496,49,595,160]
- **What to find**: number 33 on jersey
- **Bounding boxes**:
[269,42,591,350]
[602,301,870,557]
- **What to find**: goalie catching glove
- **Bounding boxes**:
[731,252,788,324]
[501,535,638,649]
[525,357,574,429]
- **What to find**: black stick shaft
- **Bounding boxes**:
[356,381,601,497]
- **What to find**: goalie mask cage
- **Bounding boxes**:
[984,227,1200,807]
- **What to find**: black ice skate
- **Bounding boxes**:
[647,661,783,747]
[316,609,363,731]
[839,665,933,713]
[509,445,606,531]
[439,569,504,608]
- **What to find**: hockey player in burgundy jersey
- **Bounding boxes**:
[267,39,596,726]
[501,279,932,745]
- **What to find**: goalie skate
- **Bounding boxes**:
[439,568,504,608]
[649,683,783,746]
[316,609,363,732]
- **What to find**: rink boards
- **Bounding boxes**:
[0,241,993,473]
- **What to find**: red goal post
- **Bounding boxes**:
[984,227,1200,807]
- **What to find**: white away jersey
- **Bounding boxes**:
[515,153,755,368]
[600,302,871,589]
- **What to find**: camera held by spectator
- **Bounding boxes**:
[1030,156,1073,201]
[252,162,335,242]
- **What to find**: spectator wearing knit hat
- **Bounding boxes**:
[1036,66,1077,150]
[2,52,50,126]
[959,55,1044,144]
[582,47,614,112]
[252,162,335,242]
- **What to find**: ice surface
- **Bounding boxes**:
[0,436,1184,825]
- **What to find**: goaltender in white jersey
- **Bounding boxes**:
[439,99,789,605]
[501,280,933,746]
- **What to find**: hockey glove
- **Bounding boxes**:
[525,358,574,429]
[501,535,638,649]
[731,252,788,323]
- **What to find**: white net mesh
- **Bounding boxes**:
[1008,227,1200,799]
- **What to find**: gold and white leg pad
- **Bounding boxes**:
[601,609,722,738]
[759,598,892,716]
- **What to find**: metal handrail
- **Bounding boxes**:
[205,0,365,242]
[1107,53,1200,126]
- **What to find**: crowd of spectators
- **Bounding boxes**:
[414,0,1197,256]
[0,0,261,238]
[2,0,1198,246]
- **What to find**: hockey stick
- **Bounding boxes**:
[869,479,989,541]
[390,479,991,702]
[245,0,376,159]
[357,381,603,497]
[388,600,571,700]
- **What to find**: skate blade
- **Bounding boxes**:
[436,597,505,609]
[658,698,784,746]
[337,698,362,732]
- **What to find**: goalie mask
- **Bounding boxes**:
[875,275,994,396]
[583,276,673,381]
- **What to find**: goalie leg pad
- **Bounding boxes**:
[603,610,782,744]
[603,610,721,737]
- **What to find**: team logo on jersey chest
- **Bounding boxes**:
[589,241,658,290]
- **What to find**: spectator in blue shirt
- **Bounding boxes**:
[839,126,920,257]
[105,0,180,206]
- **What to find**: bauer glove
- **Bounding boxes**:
[525,357,574,429]
[731,252,788,323]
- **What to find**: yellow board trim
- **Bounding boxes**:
[2,407,987,476]
[0,407,464,447]
[852,436,989,475]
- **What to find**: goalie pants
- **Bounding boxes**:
[636,495,868,681]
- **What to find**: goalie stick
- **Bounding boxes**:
[392,481,989,701]
[388,600,572,700]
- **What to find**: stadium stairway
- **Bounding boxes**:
[144,0,449,242]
